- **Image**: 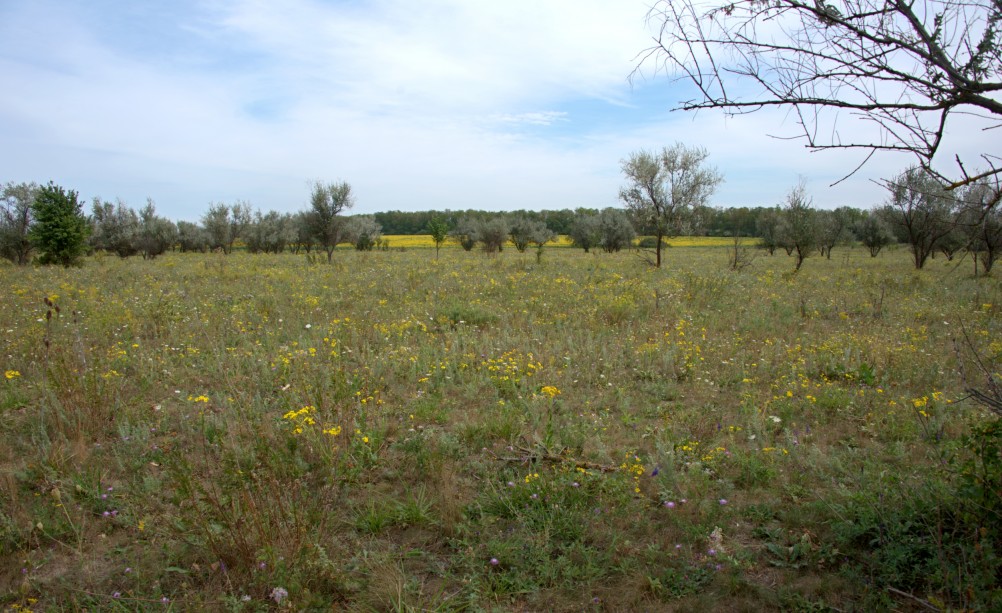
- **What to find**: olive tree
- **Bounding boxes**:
[343,215,382,251]
[202,203,232,253]
[569,209,636,253]
[568,213,601,253]
[202,202,252,254]
[936,223,969,261]
[852,212,895,257]
[229,202,252,251]
[777,181,818,272]
[135,199,177,260]
[881,167,959,269]
[450,216,479,251]
[529,223,557,262]
[292,211,315,254]
[0,181,41,265]
[90,198,140,257]
[176,221,208,253]
[815,207,855,259]
[756,208,782,255]
[597,208,636,253]
[308,180,354,262]
[619,144,721,267]
[958,180,1002,274]
[246,211,295,254]
[509,217,553,253]
[477,218,509,254]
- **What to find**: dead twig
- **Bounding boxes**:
[953,323,1002,416]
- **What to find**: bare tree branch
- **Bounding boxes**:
[635,0,1002,195]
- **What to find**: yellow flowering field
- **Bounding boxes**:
[0,245,999,610]
[384,234,575,248]
[381,234,441,248]
[380,234,725,248]
[666,235,740,247]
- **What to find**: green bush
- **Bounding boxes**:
[829,440,1002,611]
[637,236,669,249]
[29,182,89,266]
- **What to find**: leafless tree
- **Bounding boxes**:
[636,0,1002,196]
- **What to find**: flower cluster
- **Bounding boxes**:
[620,454,646,494]
[282,406,317,434]
[540,385,561,399]
[483,350,542,387]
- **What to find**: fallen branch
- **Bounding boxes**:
[486,444,619,473]
[886,586,941,612]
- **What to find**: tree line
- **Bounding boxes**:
[375,206,838,238]
[0,180,380,266]
[2,165,999,272]
[751,172,1002,273]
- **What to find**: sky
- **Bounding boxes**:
[0,0,993,221]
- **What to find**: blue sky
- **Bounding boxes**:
[0,0,987,221]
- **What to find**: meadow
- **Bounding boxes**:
[1,241,1000,611]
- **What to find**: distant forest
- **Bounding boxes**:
[371,206,868,237]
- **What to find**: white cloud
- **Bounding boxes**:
[1,0,993,220]
[491,112,569,126]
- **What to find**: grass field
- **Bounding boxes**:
[1,245,1000,611]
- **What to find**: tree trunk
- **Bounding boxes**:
[794,247,806,271]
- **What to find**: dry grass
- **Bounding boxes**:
[0,244,999,611]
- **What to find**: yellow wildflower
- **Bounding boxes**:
[540,385,561,399]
